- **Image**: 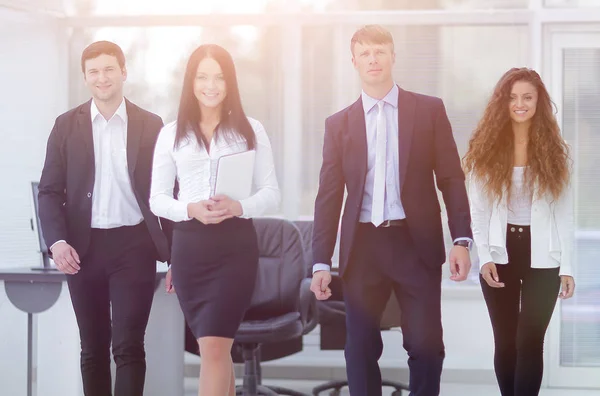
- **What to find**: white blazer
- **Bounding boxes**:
[468,173,574,277]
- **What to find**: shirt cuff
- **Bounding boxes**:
[559,265,573,277]
[238,198,253,219]
[49,240,66,252]
[453,237,473,244]
[453,237,473,250]
[312,263,331,274]
[175,201,191,222]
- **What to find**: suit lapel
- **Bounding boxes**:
[125,99,143,180]
[77,100,95,168]
[347,98,368,193]
[397,87,416,193]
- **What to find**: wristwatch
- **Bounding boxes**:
[454,240,471,251]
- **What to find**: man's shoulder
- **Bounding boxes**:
[325,100,360,128]
[55,100,90,123]
[401,88,444,108]
[126,99,162,124]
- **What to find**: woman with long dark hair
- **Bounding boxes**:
[150,44,280,395]
[463,67,575,396]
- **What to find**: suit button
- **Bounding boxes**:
[87,192,92,198]
[510,227,516,232]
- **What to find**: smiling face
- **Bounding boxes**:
[83,53,127,103]
[193,56,226,111]
[509,80,538,126]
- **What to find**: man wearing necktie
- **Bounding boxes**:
[310,25,473,396]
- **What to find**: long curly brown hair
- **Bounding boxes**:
[463,67,570,203]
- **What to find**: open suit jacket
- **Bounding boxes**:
[312,86,472,277]
[468,173,573,276]
[38,98,171,263]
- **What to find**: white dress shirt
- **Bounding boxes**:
[149,117,280,222]
[359,84,406,223]
[90,98,144,229]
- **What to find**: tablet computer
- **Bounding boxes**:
[214,150,256,200]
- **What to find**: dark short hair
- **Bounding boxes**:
[350,25,394,55]
[81,41,126,73]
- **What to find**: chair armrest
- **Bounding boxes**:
[298,277,318,334]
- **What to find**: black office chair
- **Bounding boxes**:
[293,220,410,396]
[29,182,52,269]
[233,218,318,396]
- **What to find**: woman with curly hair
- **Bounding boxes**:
[463,67,575,396]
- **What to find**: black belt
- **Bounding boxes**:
[377,219,406,228]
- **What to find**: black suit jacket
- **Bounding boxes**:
[38,98,171,262]
[312,87,472,277]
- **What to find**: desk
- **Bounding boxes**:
[0,267,184,396]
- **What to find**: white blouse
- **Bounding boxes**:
[149,117,281,222]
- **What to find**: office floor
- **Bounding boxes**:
[184,378,600,395]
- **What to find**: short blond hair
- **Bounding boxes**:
[350,25,394,55]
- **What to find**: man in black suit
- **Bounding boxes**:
[310,26,473,396]
[38,41,170,396]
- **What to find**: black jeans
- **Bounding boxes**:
[481,224,560,396]
[66,223,157,396]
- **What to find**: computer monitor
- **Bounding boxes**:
[30,181,53,269]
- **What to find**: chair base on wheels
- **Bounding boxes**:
[235,342,309,396]
[312,379,410,396]
[236,384,308,396]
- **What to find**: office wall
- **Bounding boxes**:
[0,7,70,395]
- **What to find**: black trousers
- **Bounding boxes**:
[66,223,157,396]
[481,225,560,396]
[343,222,444,396]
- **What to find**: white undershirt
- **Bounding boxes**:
[507,167,533,226]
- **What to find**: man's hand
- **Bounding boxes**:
[480,262,505,288]
[187,200,232,224]
[449,245,471,282]
[165,267,175,294]
[310,270,332,300]
[210,194,243,217]
[51,241,81,275]
[559,275,575,299]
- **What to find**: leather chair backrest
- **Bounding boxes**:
[244,218,306,320]
[292,220,314,277]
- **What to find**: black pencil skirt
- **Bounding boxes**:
[170,217,259,339]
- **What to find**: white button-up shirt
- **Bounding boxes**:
[359,84,406,222]
[149,117,280,222]
[90,98,143,229]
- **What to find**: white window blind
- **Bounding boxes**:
[560,47,600,367]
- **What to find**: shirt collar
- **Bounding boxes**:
[361,84,399,114]
[91,97,128,124]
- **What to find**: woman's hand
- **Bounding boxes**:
[209,194,243,217]
[187,200,232,224]
[480,262,505,288]
[559,275,575,299]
